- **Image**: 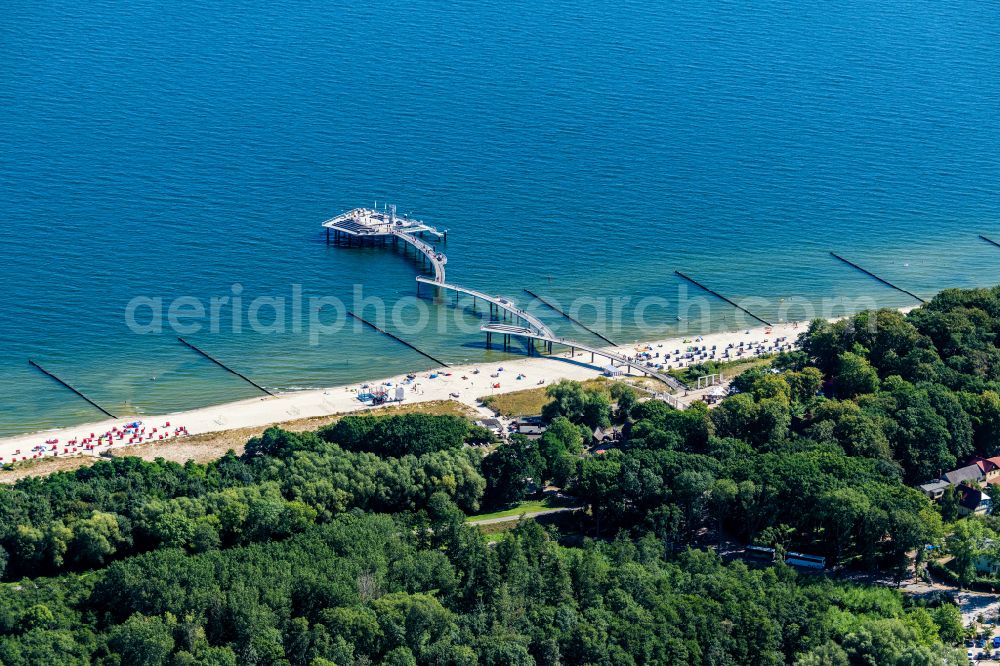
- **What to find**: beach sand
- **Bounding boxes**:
[0,319,808,470]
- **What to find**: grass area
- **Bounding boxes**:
[668,355,775,385]
[480,378,609,417]
[0,399,477,483]
[480,388,549,418]
[466,495,580,523]
[363,400,476,419]
[466,499,552,522]
[616,376,667,392]
[475,506,587,539]
[476,520,522,537]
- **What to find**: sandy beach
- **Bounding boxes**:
[0,320,807,465]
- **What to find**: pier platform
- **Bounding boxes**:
[323,206,447,283]
[326,206,684,394]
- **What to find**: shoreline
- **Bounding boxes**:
[0,318,809,463]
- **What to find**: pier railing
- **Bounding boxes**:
[479,323,687,392]
[392,230,447,283]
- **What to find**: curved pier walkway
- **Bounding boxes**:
[329,207,683,393]
[392,229,447,283]
[416,277,554,337]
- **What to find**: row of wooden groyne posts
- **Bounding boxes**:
[324,208,1000,395]
[24,214,1000,418]
[30,212,435,416]
[324,207,694,392]
[27,336,277,422]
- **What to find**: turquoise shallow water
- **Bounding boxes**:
[1,0,999,436]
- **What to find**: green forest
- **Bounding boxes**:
[4,286,1000,664]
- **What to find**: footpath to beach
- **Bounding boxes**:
[0,320,805,467]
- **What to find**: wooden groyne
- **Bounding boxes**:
[980,235,1000,249]
[828,253,926,304]
[177,338,275,396]
[28,360,118,418]
[674,271,773,327]
[523,288,617,346]
[347,312,450,368]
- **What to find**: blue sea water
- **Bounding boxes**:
[1,0,999,436]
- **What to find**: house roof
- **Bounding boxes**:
[973,457,1000,474]
[919,480,950,494]
[943,464,985,485]
[592,425,622,441]
[957,485,988,511]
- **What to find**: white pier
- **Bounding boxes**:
[480,322,687,391]
[323,206,447,283]
[415,277,554,337]
[324,206,687,393]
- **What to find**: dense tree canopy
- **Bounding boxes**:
[5,287,1000,664]
[0,512,966,666]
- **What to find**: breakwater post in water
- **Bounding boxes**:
[523,288,617,346]
[980,235,1000,250]
[828,253,926,304]
[673,271,773,327]
[28,360,118,418]
[177,338,275,396]
[346,312,450,368]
